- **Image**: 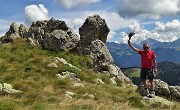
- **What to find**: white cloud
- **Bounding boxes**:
[54,10,136,42]
[55,0,100,9]
[0,19,11,35]
[119,19,180,44]
[66,18,84,36]
[155,20,180,32]
[108,31,116,41]
[24,4,50,26]
[118,0,180,18]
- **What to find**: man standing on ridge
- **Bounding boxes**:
[127,34,158,98]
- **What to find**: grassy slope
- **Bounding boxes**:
[121,68,140,78]
[0,38,179,110]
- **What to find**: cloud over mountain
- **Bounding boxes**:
[55,0,100,9]
[118,0,180,18]
[119,20,180,44]
[24,4,49,26]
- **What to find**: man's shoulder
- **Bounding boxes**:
[149,50,155,53]
[138,50,144,54]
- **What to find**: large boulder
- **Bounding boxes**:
[28,18,80,51]
[169,86,180,100]
[79,14,110,43]
[142,96,173,109]
[137,79,180,100]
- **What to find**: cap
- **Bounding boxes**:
[128,32,135,40]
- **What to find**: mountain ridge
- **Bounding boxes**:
[106,38,180,67]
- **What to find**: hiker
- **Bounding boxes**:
[127,37,157,98]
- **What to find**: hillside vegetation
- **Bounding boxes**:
[0,38,143,110]
[156,61,180,86]
[0,39,180,110]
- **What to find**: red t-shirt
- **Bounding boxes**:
[138,50,156,68]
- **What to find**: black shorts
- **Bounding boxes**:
[140,68,154,80]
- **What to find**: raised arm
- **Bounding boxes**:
[127,40,139,52]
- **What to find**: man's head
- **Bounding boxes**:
[143,43,150,52]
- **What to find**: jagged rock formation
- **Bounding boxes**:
[76,14,131,83]
[0,15,131,83]
[76,15,112,72]
[28,18,80,51]
[137,79,180,100]
[0,22,28,43]
[19,24,29,38]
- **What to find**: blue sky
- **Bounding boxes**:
[1,0,180,44]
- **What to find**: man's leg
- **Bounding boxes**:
[143,79,150,96]
[141,69,149,96]
[143,79,147,88]
[148,70,155,98]
[150,80,155,91]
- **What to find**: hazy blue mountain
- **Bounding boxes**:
[106,38,180,67]
[140,38,180,48]
[106,42,141,67]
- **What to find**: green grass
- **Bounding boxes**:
[121,68,141,78]
[0,38,179,110]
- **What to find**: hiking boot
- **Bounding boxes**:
[149,91,155,98]
[144,88,150,97]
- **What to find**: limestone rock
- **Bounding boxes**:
[137,79,180,100]
[142,96,173,108]
[89,40,114,70]
[56,71,81,82]
[0,83,22,94]
[76,15,111,66]
[76,14,131,83]
[95,78,105,84]
[19,24,28,38]
[107,64,132,83]
[169,86,180,100]
[28,18,80,51]
[0,22,29,43]
[43,29,79,51]
[79,14,110,43]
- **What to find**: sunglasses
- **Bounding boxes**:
[143,47,149,49]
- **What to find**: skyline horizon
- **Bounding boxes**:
[1,0,180,44]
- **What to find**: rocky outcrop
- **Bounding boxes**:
[142,96,173,108]
[79,14,110,43]
[137,79,180,100]
[19,24,28,38]
[77,14,113,69]
[0,18,79,52]
[0,15,131,83]
[28,18,80,51]
[76,14,131,83]
[0,22,28,43]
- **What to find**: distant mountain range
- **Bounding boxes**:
[106,38,180,67]
[121,61,180,86]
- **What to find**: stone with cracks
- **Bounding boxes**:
[28,18,80,51]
